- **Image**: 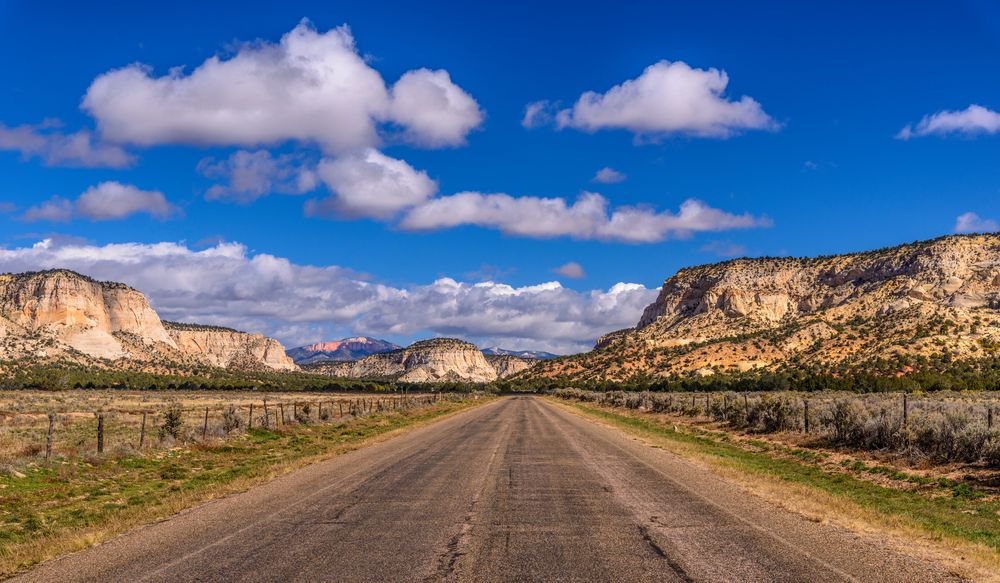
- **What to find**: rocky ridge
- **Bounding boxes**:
[312,338,536,383]
[521,234,1000,381]
[0,270,296,372]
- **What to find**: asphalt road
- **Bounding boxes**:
[18,397,960,582]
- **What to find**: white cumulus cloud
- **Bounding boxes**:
[898,105,1000,140]
[553,60,776,139]
[388,68,483,147]
[21,181,178,222]
[82,20,482,154]
[307,149,438,219]
[0,121,134,168]
[954,211,998,233]
[400,191,770,243]
[0,239,654,353]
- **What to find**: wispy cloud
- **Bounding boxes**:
[21,182,178,222]
[198,150,317,204]
[592,167,626,184]
[954,211,998,233]
[898,105,1000,139]
[700,240,749,258]
[0,120,133,168]
[552,261,585,279]
[400,192,771,243]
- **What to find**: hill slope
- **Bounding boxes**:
[522,234,1000,382]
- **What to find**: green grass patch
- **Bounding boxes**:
[559,400,1000,553]
[0,397,486,577]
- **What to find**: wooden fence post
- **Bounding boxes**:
[139,411,147,449]
[292,402,297,423]
[903,394,909,428]
[203,408,209,439]
[803,400,810,433]
[263,400,269,428]
[339,401,343,417]
[97,413,105,454]
[989,407,993,430]
[279,403,285,425]
[45,413,55,460]
[248,404,254,430]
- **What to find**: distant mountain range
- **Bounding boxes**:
[286,337,400,364]
[481,347,560,360]
[288,337,560,365]
[308,338,538,383]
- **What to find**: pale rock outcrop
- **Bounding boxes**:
[485,354,537,378]
[0,270,175,360]
[317,338,499,383]
[165,323,297,371]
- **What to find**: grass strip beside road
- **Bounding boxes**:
[553,398,1000,579]
[0,396,490,578]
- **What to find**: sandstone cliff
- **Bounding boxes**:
[485,354,537,378]
[522,234,1000,381]
[164,322,296,371]
[0,270,296,373]
[0,270,174,361]
[314,338,519,383]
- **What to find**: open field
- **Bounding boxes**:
[0,390,483,577]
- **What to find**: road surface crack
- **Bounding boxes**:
[638,524,695,583]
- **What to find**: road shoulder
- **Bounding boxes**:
[547,397,997,582]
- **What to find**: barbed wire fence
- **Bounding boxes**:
[0,393,450,463]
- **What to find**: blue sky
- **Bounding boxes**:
[1,0,999,353]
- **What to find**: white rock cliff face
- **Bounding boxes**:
[0,270,296,372]
[166,325,297,371]
[0,270,175,359]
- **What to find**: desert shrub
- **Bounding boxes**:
[909,410,979,462]
[982,432,1000,467]
[648,393,673,413]
[19,442,44,458]
[159,404,184,441]
[748,396,797,432]
[859,406,904,450]
[708,398,728,421]
[222,405,242,434]
[825,400,866,445]
[295,403,312,424]
[319,406,331,421]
